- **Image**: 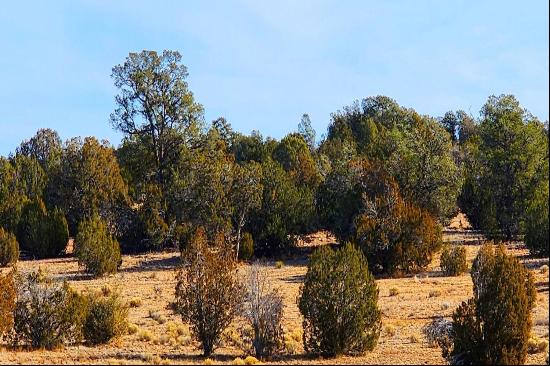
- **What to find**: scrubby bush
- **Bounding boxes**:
[74,215,121,277]
[0,228,19,266]
[0,270,16,337]
[238,232,254,260]
[298,243,381,357]
[442,245,536,365]
[242,262,284,358]
[440,245,468,276]
[84,291,128,345]
[422,317,452,348]
[319,158,441,275]
[12,270,88,349]
[354,191,442,275]
[17,198,69,259]
[174,227,244,356]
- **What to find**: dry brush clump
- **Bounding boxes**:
[84,291,128,345]
[11,269,88,349]
[0,228,19,267]
[1,268,130,349]
[298,243,381,357]
[422,317,453,349]
[440,245,468,276]
[174,227,244,356]
[241,262,284,358]
[441,245,537,365]
[0,270,16,338]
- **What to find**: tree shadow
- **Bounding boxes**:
[56,271,96,282]
[535,281,549,293]
[119,254,181,274]
[282,274,305,284]
[517,256,548,269]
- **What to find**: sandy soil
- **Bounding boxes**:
[0,231,548,365]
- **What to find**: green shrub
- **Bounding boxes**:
[74,215,121,277]
[17,198,69,259]
[0,270,16,337]
[440,245,468,276]
[443,245,537,365]
[174,227,244,356]
[524,182,549,257]
[84,291,128,345]
[298,243,381,357]
[238,232,254,260]
[0,227,19,266]
[12,270,88,349]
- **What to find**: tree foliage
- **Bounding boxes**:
[353,188,441,275]
[0,227,19,267]
[17,198,69,259]
[49,137,129,235]
[111,50,204,187]
[84,291,128,345]
[459,95,549,239]
[0,157,27,233]
[248,159,314,255]
[298,113,316,151]
[318,158,441,275]
[440,245,468,276]
[524,180,549,257]
[322,96,462,220]
[16,128,62,177]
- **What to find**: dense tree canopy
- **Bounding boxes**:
[1,49,547,265]
[49,137,129,235]
[459,95,549,239]
[322,96,462,221]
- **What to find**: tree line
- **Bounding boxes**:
[1,50,548,272]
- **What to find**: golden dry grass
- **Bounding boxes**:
[0,231,548,365]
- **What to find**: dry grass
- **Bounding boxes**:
[0,230,547,365]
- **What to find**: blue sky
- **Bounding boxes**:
[0,0,548,156]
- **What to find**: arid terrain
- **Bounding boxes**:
[1,229,548,365]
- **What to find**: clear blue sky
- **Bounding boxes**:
[1,0,548,156]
